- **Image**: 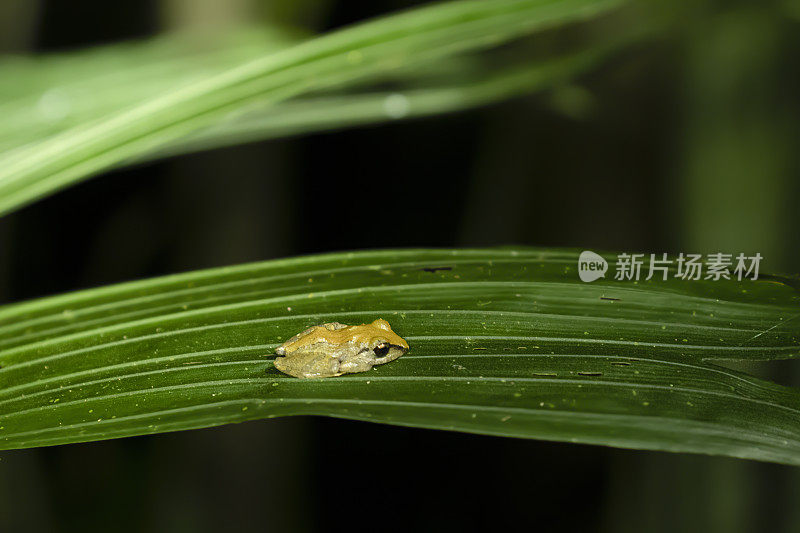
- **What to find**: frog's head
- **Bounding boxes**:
[368,319,409,348]
[370,340,408,365]
[366,319,409,364]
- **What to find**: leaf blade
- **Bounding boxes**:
[0,0,624,216]
[0,248,799,464]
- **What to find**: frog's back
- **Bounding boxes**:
[276,322,348,355]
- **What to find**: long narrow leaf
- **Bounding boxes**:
[0,0,623,216]
[136,48,610,164]
[0,248,798,465]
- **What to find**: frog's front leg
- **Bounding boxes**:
[337,348,377,374]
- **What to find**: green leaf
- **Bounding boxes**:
[1,32,621,170]
[0,27,299,153]
[0,248,799,465]
[0,0,624,216]
[134,48,613,165]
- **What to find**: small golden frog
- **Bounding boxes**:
[273,319,409,379]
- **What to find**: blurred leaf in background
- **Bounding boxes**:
[0,0,630,217]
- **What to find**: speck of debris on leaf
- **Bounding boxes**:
[420,266,453,273]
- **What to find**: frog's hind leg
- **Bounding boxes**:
[275,324,326,355]
[321,322,348,331]
[274,349,341,379]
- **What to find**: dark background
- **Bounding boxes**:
[0,1,799,532]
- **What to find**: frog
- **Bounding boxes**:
[272,318,409,379]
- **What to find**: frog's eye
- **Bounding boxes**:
[374,343,390,357]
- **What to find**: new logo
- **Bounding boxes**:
[578,251,608,282]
